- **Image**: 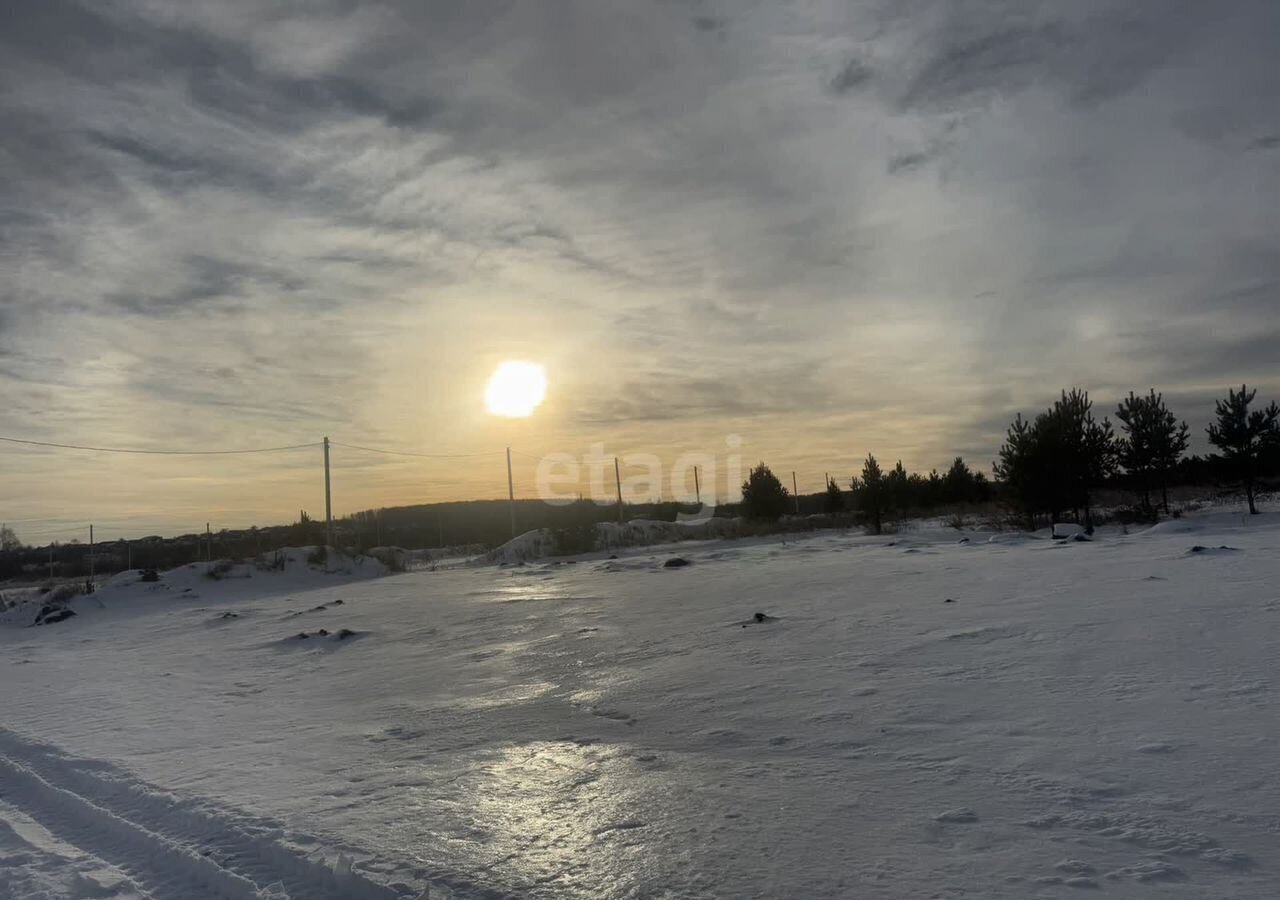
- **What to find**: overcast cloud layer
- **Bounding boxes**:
[2,0,1278,536]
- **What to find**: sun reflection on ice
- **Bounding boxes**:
[461,740,658,892]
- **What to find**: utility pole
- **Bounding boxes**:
[206,522,212,564]
[693,465,701,505]
[506,447,516,539]
[49,542,55,580]
[89,524,95,585]
[614,457,624,523]
[792,471,800,515]
[323,436,333,549]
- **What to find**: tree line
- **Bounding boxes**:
[3,384,1278,581]
[740,383,1280,531]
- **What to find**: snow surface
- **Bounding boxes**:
[1,509,1278,898]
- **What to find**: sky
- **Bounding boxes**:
[2,0,1278,540]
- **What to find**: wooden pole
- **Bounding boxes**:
[792,471,800,515]
[323,436,333,549]
[506,447,516,539]
[694,465,701,505]
[614,457,624,523]
[89,525,95,584]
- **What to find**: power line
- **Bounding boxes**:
[330,440,505,460]
[0,435,319,455]
[507,448,550,462]
[17,524,91,537]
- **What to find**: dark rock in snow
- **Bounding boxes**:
[944,598,955,603]
[336,628,359,640]
[317,628,330,637]
[296,632,310,640]
[663,557,691,568]
[33,605,77,626]
[332,599,344,605]
[220,612,240,620]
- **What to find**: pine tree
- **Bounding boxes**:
[1045,388,1117,530]
[943,457,974,504]
[1116,389,1189,514]
[1206,384,1280,515]
[925,469,943,507]
[971,471,992,502]
[995,413,1040,528]
[823,477,845,513]
[995,390,1117,530]
[854,454,885,535]
[740,462,790,521]
[885,460,910,517]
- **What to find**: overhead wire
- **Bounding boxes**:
[329,441,506,460]
[0,435,319,455]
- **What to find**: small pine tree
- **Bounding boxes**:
[854,454,885,534]
[885,460,910,516]
[995,413,1039,528]
[1116,389,1189,514]
[1206,384,1280,515]
[740,462,790,521]
[823,477,845,513]
[925,469,943,507]
[943,457,974,504]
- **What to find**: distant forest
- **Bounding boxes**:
[1,384,1277,582]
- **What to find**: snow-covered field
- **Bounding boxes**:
[2,509,1278,899]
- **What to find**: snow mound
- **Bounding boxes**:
[475,518,743,566]
[476,529,562,566]
[985,532,1044,545]
[0,547,388,627]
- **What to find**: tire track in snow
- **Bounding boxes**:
[0,797,149,900]
[0,727,404,900]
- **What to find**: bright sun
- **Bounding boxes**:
[484,361,547,418]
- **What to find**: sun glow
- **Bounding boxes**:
[484,361,547,418]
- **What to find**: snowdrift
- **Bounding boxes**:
[0,546,388,628]
[476,517,743,566]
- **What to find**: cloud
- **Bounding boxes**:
[830,58,872,94]
[692,15,726,35]
[886,150,930,174]
[0,0,1277,532]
